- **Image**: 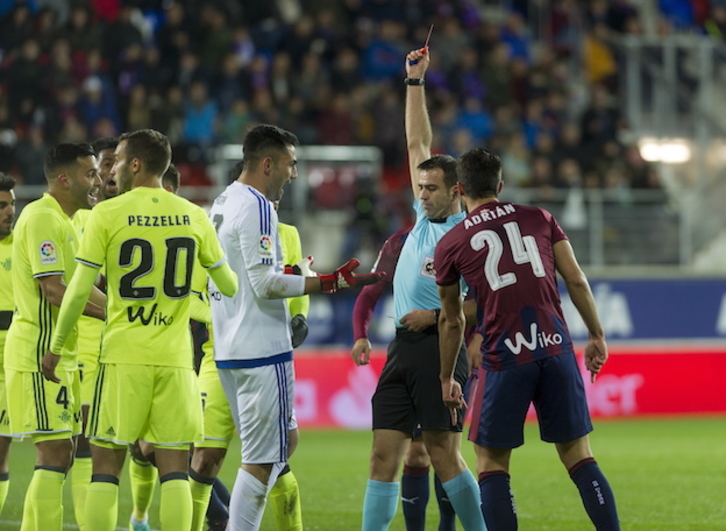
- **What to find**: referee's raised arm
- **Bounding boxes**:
[404,47,432,196]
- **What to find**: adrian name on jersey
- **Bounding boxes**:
[463,203,516,229]
[128,214,191,227]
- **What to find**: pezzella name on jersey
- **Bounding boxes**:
[127,215,191,227]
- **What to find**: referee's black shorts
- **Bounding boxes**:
[372,326,469,434]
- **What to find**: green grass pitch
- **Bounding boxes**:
[1,416,725,530]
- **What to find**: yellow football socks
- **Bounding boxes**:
[269,469,303,531]
[71,456,92,529]
[84,478,119,531]
[160,477,192,530]
[129,457,157,521]
[0,472,9,516]
[189,472,214,531]
[25,468,65,530]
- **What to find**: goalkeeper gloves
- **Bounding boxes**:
[319,259,385,293]
[290,314,309,348]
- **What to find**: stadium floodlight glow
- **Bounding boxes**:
[638,138,691,163]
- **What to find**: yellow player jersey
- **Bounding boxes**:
[279,221,309,318]
[0,233,13,363]
[5,194,80,372]
[72,209,104,363]
[77,187,226,368]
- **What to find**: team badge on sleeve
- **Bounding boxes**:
[40,241,58,265]
[258,234,274,259]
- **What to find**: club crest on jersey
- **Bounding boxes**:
[420,255,436,279]
[40,241,58,265]
[258,234,273,259]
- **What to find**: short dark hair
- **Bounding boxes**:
[457,148,503,199]
[162,163,180,192]
[242,124,299,171]
[418,154,458,189]
[92,137,118,154]
[118,129,171,176]
[0,172,15,192]
[44,143,96,182]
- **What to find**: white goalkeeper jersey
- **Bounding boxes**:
[209,182,294,366]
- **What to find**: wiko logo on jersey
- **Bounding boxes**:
[504,323,563,355]
[420,255,436,279]
[39,240,57,265]
[127,304,174,326]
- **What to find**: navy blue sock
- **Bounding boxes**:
[212,476,230,506]
[479,471,517,531]
[434,473,456,531]
[401,465,429,531]
[569,458,621,531]
[205,477,229,524]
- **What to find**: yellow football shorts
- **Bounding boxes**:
[6,367,81,441]
[196,354,235,449]
[87,363,203,447]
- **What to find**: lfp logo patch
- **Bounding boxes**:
[258,234,273,259]
[40,241,58,265]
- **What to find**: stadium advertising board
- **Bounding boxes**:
[297,278,726,427]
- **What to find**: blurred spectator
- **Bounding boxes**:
[501,132,531,187]
[316,92,354,145]
[199,4,232,70]
[59,4,101,52]
[0,4,34,51]
[362,19,405,81]
[5,38,45,116]
[14,125,48,185]
[215,52,251,114]
[78,75,120,137]
[182,80,218,146]
[221,98,251,143]
[125,84,150,131]
[583,23,617,86]
[103,6,144,68]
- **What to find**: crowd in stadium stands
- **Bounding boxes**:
[0,0,707,257]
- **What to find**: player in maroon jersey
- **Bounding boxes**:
[435,147,620,530]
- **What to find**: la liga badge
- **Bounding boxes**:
[40,241,58,265]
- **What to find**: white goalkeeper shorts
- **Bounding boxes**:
[218,360,297,464]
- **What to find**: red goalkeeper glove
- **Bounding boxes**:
[319,259,385,293]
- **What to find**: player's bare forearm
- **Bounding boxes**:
[82,301,105,320]
[463,299,478,326]
[438,315,464,380]
[555,241,604,339]
[437,283,465,379]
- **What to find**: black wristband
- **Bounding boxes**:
[404,77,425,86]
[433,308,441,324]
